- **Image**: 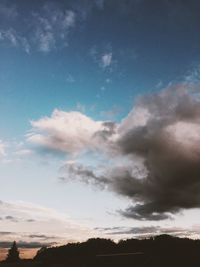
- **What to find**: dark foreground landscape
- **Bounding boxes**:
[0,235,200,267]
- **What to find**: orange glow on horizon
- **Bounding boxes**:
[0,248,39,261]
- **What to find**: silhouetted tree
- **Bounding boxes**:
[6,241,20,262]
[33,235,200,267]
[36,246,47,256]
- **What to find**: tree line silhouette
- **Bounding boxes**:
[1,235,200,266]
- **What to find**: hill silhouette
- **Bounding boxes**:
[1,235,200,266]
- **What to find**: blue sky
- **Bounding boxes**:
[2,0,200,139]
[1,0,200,258]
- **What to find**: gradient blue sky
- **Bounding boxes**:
[1,0,200,258]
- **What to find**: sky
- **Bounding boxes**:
[1,0,200,259]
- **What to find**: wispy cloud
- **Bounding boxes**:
[0,29,30,53]
[0,2,76,54]
[90,45,114,70]
[94,0,105,10]
[66,73,75,83]
[184,64,200,84]
[0,140,6,158]
[101,53,112,68]
[0,2,18,20]
[0,200,93,245]
[76,102,86,113]
[0,140,34,164]
[32,5,75,53]
[100,106,122,119]
[14,149,33,157]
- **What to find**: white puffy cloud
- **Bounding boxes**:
[27,109,112,155]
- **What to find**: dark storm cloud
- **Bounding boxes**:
[62,85,200,220]
[114,85,200,220]
[93,121,117,142]
[59,162,109,189]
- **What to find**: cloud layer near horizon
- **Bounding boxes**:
[28,85,200,221]
[0,200,93,247]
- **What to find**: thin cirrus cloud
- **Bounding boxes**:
[32,4,76,53]
[0,200,94,246]
[0,28,30,54]
[0,2,76,53]
[0,232,58,249]
[0,140,6,158]
[0,2,18,20]
[28,84,200,221]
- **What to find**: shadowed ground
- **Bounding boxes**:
[0,235,199,267]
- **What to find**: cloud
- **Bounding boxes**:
[28,234,56,240]
[14,149,33,157]
[0,232,62,248]
[0,141,34,165]
[51,84,200,221]
[0,29,30,53]
[184,64,200,84]
[2,28,17,46]
[33,5,75,52]
[27,84,200,221]
[94,0,105,10]
[113,85,200,220]
[101,53,112,68]
[66,73,75,83]
[35,30,55,53]
[0,241,54,249]
[59,162,109,189]
[96,225,200,238]
[0,2,76,54]
[0,232,13,236]
[0,200,93,244]
[100,106,122,119]
[0,2,18,20]
[90,46,114,70]
[27,109,115,155]
[76,102,86,113]
[0,140,6,158]
[5,215,18,223]
[26,219,35,223]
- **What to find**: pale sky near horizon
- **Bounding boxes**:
[1,0,200,259]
